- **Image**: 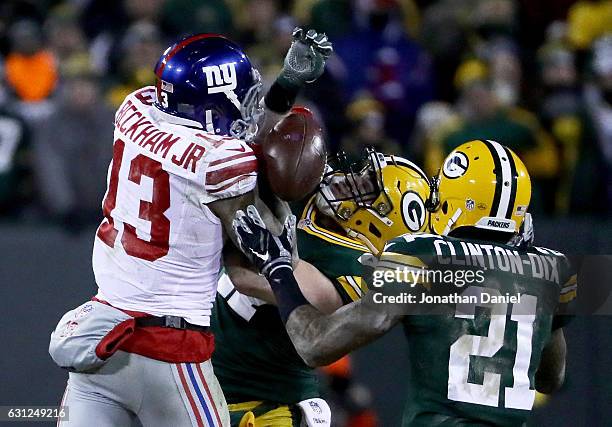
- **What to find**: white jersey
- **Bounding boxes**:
[93,87,257,326]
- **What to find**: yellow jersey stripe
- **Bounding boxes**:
[380,253,427,268]
[561,274,577,289]
[336,276,360,302]
[228,401,263,412]
[347,275,366,295]
[559,289,577,303]
[560,284,577,294]
[299,200,369,251]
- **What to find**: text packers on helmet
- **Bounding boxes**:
[317,149,431,254]
[429,139,531,238]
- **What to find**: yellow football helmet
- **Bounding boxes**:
[317,149,431,254]
[429,139,531,238]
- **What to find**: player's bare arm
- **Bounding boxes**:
[224,245,343,312]
[212,189,291,302]
[284,291,401,366]
[232,204,404,366]
[535,328,567,394]
[208,185,286,245]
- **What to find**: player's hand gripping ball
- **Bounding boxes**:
[262,107,326,201]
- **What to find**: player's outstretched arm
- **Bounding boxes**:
[209,185,289,302]
[284,292,401,367]
[535,328,567,394]
[209,186,284,250]
[257,28,333,142]
[232,205,403,366]
[224,243,344,312]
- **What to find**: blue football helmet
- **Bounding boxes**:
[153,34,263,141]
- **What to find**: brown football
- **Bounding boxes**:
[262,107,326,201]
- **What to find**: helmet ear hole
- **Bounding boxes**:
[442,201,448,215]
[368,223,382,239]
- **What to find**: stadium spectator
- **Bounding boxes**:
[44,6,90,77]
[0,0,608,221]
[105,22,163,107]
[537,37,605,214]
[339,94,401,162]
[410,101,458,176]
[432,59,560,213]
[320,356,379,427]
[33,70,113,231]
[4,19,58,121]
[419,0,469,102]
[235,0,281,46]
[305,0,354,38]
[584,35,612,212]
[566,0,612,51]
[0,99,32,218]
[163,0,234,37]
[333,0,434,142]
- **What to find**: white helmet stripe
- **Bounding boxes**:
[384,155,430,183]
[487,140,513,218]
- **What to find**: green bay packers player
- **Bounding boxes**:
[211,150,431,426]
[233,140,576,426]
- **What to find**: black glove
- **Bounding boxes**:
[232,205,296,277]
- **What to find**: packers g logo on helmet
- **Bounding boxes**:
[401,191,426,232]
[317,149,430,254]
[442,151,469,179]
[430,140,531,238]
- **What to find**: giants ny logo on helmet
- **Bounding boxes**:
[202,62,237,94]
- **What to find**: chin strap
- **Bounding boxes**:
[442,208,463,236]
[346,228,380,255]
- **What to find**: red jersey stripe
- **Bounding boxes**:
[207,176,252,194]
[206,159,258,186]
[209,151,253,167]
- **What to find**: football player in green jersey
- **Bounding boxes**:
[233,140,575,427]
[212,150,431,426]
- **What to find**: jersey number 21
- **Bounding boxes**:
[448,286,537,410]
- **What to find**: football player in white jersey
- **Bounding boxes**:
[49,29,332,427]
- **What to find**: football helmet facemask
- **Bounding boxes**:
[316,148,431,254]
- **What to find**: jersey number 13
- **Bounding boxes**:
[97,139,170,261]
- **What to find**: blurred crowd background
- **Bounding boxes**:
[0,2,610,426]
[0,0,611,230]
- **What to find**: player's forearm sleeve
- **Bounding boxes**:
[264,80,300,114]
[266,267,310,323]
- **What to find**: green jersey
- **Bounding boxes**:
[210,198,368,404]
[375,233,576,427]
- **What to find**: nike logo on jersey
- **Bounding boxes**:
[227,146,246,153]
